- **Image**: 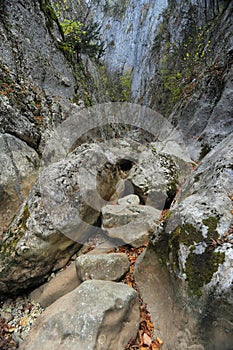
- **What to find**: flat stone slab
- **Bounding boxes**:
[29,261,81,308]
[102,203,161,247]
[102,204,161,228]
[76,253,130,281]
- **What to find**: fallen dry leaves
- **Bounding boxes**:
[159,209,170,222]
[114,245,163,350]
[0,317,18,349]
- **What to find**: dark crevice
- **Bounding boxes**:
[117,159,135,172]
[164,188,177,210]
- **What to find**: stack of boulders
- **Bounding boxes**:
[22,249,139,350]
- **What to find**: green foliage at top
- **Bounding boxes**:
[59,18,104,61]
[61,1,104,60]
[60,19,85,38]
[41,0,104,61]
[157,23,212,113]
[119,69,132,101]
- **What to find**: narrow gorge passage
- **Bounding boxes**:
[0,0,233,349]
[1,136,183,349]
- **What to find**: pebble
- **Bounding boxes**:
[0,296,44,343]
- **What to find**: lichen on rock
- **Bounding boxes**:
[136,134,233,348]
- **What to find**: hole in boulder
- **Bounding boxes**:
[117,159,135,172]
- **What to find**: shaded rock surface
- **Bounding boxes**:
[135,134,233,349]
[76,253,130,282]
[21,280,140,350]
[0,134,39,230]
[127,145,190,208]
[29,261,81,308]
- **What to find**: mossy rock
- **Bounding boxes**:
[153,215,225,296]
[186,249,225,296]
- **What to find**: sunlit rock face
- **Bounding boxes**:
[85,0,168,90]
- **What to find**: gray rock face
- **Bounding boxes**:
[0,134,39,230]
[169,64,233,159]
[29,261,81,308]
[197,66,233,151]
[76,253,130,281]
[0,0,75,97]
[88,0,233,157]
[21,280,140,350]
[88,0,168,87]
[127,146,189,209]
[0,143,120,294]
[143,1,233,157]
[0,94,41,150]
[135,134,233,349]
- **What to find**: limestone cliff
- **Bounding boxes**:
[89,0,233,157]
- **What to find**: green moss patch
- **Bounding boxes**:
[168,223,203,270]
[0,204,30,258]
[154,216,225,296]
[203,216,219,241]
[186,250,225,296]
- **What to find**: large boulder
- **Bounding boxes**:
[21,280,140,350]
[127,144,190,209]
[135,133,233,349]
[0,143,120,295]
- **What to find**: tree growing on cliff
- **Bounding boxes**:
[45,0,105,62]
[60,19,104,62]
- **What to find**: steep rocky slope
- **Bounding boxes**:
[0,0,105,229]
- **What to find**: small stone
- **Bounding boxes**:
[29,261,81,308]
[76,253,130,282]
[118,194,140,206]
